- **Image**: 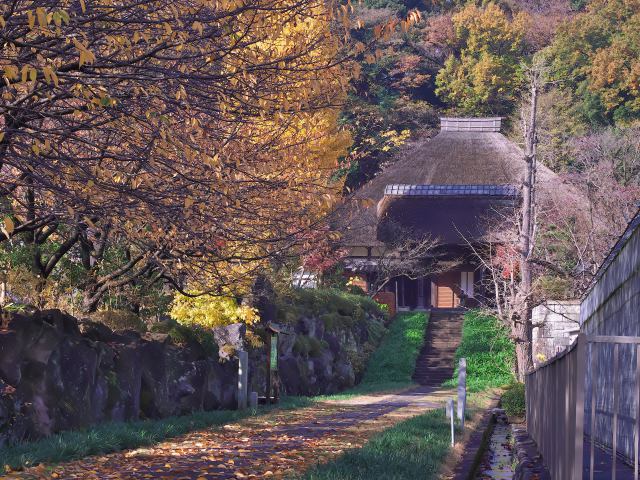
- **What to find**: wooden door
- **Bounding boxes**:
[434,272,459,308]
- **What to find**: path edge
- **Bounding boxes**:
[451,395,500,480]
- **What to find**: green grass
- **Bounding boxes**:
[443,310,515,392]
[317,311,428,400]
[0,397,313,473]
[298,408,451,480]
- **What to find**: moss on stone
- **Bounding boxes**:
[293,335,326,358]
[276,288,387,332]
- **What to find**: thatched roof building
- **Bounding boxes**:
[342,117,568,249]
[340,117,577,310]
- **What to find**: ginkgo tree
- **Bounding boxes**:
[0,0,422,314]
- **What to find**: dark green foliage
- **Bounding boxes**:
[149,318,219,356]
[444,310,515,392]
[570,0,587,10]
[0,399,313,473]
[320,312,355,331]
[276,288,387,330]
[502,382,526,418]
[91,310,148,333]
[362,0,406,11]
[300,409,450,480]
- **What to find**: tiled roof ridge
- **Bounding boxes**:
[440,117,502,133]
[383,184,519,197]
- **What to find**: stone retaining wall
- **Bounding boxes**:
[248,312,387,397]
[0,309,237,447]
[0,301,386,446]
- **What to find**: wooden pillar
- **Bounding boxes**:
[416,277,425,310]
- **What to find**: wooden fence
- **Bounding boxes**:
[526,333,640,480]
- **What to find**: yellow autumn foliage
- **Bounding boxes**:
[170,294,260,329]
[435,2,527,115]
[0,0,353,296]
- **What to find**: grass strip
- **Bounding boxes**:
[443,309,515,392]
[0,397,313,473]
[299,408,450,480]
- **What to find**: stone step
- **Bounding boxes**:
[414,369,454,374]
[415,362,455,372]
[412,311,464,387]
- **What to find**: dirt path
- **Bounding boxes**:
[7,387,453,480]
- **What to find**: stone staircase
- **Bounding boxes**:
[412,309,465,387]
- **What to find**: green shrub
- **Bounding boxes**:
[444,310,515,392]
[276,288,387,331]
[502,382,525,418]
[92,309,147,332]
[149,319,218,356]
[320,312,355,331]
[537,275,572,299]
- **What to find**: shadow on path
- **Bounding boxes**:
[11,387,451,479]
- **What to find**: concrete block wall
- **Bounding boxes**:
[531,301,580,367]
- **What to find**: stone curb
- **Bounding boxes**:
[512,424,551,480]
[452,395,501,480]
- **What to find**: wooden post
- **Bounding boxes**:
[573,333,586,480]
[590,341,597,480]
[457,358,467,429]
[237,350,248,410]
[266,334,272,405]
[613,343,619,480]
[635,344,640,480]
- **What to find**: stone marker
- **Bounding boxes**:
[457,357,467,429]
[249,391,258,409]
[238,350,248,410]
[447,398,455,446]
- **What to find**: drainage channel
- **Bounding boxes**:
[475,411,515,480]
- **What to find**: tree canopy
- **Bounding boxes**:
[544,0,640,125]
[0,0,353,310]
[435,2,528,115]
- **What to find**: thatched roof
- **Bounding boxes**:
[340,119,575,247]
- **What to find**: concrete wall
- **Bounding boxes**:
[580,214,640,463]
[531,301,580,367]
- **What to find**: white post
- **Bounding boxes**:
[457,358,467,429]
[447,398,455,446]
[237,350,248,410]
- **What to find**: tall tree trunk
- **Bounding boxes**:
[515,71,539,380]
